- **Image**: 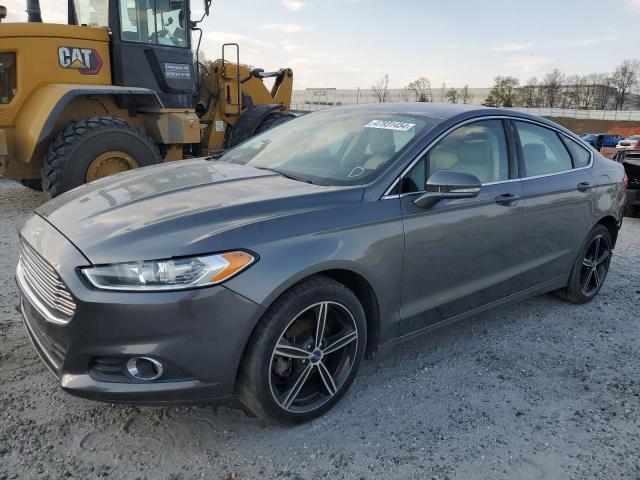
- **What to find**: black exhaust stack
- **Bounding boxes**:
[26,0,42,22]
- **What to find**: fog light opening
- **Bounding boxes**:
[126,357,163,381]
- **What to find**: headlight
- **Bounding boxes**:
[82,251,255,291]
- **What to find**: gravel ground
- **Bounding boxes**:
[1,177,639,480]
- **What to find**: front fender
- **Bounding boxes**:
[223,198,405,344]
[13,84,162,165]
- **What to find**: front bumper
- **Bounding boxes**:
[17,213,265,404]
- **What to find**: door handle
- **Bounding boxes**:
[577,182,593,192]
[495,193,521,206]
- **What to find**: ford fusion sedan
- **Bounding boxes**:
[16,104,626,424]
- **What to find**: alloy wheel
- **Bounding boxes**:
[580,234,611,297]
[269,301,359,414]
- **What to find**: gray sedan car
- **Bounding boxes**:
[16,104,626,423]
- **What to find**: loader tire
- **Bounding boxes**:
[41,116,162,197]
[255,112,296,135]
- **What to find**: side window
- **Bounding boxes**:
[119,0,188,47]
[156,0,188,47]
[515,121,573,176]
[562,137,592,168]
[119,0,156,43]
[401,120,509,193]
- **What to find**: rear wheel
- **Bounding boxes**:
[41,116,162,197]
[237,276,366,424]
[555,224,612,304]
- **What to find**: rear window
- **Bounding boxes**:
[563,137,592,168]
[515,121,573,176]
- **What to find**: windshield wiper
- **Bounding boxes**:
[254,167,315,185]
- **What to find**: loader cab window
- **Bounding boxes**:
[118,0,188,47]
[72,0,108,27]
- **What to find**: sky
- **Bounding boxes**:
[3,0,640,89]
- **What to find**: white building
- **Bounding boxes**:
[291,87,492,111]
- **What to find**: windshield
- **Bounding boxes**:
[219,109,433,186]
[628,136,640,141]
[73,0,109,27]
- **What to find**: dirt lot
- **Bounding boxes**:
[1,178,639,480]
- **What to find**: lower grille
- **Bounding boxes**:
[91,357,127,381]
[21,298,67,375]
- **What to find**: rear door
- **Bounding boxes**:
[398,119,527,335]
[513,120,595,286]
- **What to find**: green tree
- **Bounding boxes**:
[446,87,459,104]
[483,76,520,107]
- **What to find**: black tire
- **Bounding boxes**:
[237,275,366,424]
[41,116,162,197]
[255,112,296,135]
[19,179,43,191]
[554,224,613,304]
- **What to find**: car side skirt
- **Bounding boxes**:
[376,275,567,356]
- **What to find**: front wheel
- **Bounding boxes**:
[237,276,366,424]
[41,116,162,197]
[555,224,613,304]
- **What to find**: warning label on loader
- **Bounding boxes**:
[164,63,192,80]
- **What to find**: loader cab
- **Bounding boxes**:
[70,0,196,108]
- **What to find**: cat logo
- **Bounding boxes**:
[58,46,103,75]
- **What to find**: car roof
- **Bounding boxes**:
[331,102,578,137]
[337,102,490,120]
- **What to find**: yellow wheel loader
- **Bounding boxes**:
[0,0,294,196]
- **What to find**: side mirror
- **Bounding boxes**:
[414,170,481,209]
[204,0,212,16]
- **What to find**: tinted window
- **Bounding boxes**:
[515,121,572,176]
[402,120,509,193]
[563,137,591,168]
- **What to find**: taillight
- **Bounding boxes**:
[623,174,629,189]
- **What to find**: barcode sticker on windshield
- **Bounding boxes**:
[365,120,416,131]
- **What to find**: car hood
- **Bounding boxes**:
[37,160,363,264]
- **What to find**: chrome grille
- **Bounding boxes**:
[19,239,76,320]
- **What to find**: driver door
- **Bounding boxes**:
[399,119,527,335]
